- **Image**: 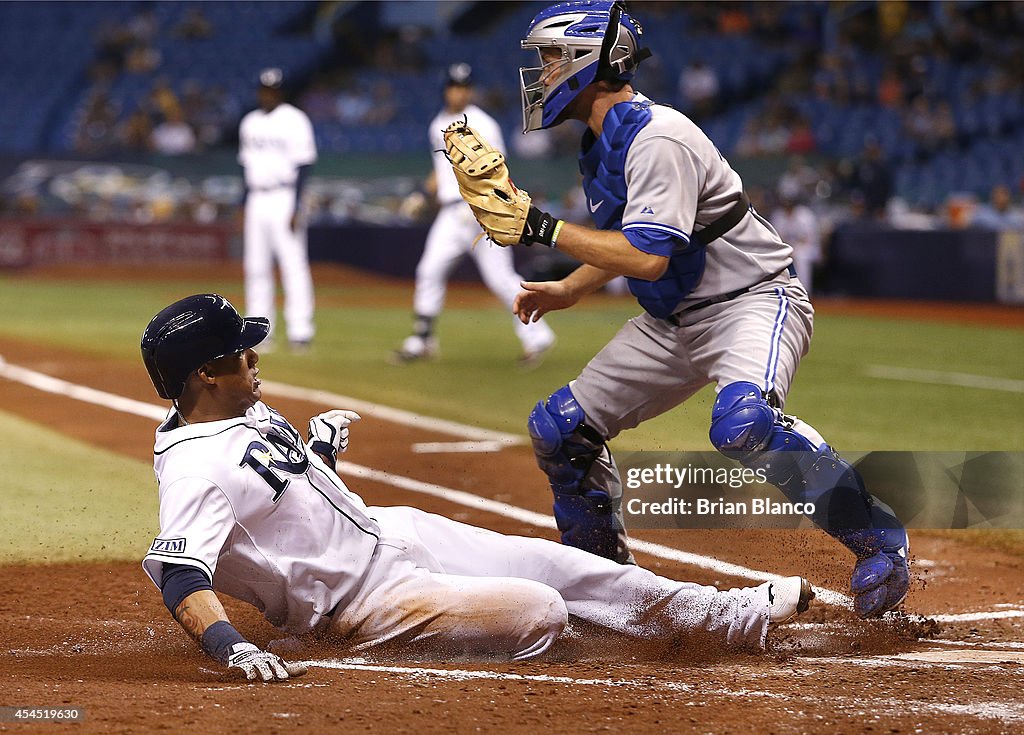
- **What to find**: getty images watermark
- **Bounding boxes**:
[624,463,816,519]
[618,451,1024,530]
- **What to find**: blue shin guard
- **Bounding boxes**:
[528,385,629,562]
[710,381,910,617]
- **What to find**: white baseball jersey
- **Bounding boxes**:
[769,205,820,259]
[142,402,379,634]
[238,103,317,190]
[622,94,793,302]
[429,104,504,206]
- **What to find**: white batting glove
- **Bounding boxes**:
[307,409,361,468]
[226,642,307,683]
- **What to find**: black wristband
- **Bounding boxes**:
[522,206,562,248]
[201,620,248,664]
[309,439,337,470]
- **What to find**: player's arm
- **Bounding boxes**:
[514,263,619,323]
[162,565,306,683]
[547,223,668,281]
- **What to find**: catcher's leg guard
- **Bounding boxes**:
[709,381,909,618]
[528,385,631,563]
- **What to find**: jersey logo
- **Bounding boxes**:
[150,537,186,554]
[588,198,604,213]
[641,206,655,215]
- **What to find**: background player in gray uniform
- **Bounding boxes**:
[238,68,317,351]
[392,63,556,367]
[139,293,812,682]
[507,1,909,619]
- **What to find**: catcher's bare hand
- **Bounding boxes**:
[514,280,581,324]
[227,642,307,683]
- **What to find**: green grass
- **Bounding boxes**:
[0,272,1021,561]
[1,273,1021,452]
[0,409,158,563]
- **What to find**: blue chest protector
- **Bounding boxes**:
[579,101,706,319]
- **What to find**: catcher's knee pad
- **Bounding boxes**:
[710,381,909,618]
[528,385,620,559]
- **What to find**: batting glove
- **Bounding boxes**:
[307,409,361,469]
[226,642,307,683]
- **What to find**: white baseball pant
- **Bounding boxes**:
[244,188,315,343]
[326,506,771,659]
[414,202,555,353]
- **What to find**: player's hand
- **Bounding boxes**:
[307,409,361,468]
[227,642,307,683]
[289,211,300,232]
[514,280,580,324]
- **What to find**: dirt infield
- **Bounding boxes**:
[1,280,1023,733]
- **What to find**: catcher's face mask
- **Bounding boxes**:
[519,0,650,133]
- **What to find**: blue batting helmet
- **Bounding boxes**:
[519,0,650,133]
[141,294,269,399]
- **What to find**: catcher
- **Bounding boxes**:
[140,294,813,682]
[443,0,909,619]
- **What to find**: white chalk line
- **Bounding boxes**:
[260,379,523,445]
[303,658,1024,724]
[5,355,1023,625]
[411,441,506,454]
[866,365,1024,394]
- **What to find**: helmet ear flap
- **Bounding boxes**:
[595,1,651,83]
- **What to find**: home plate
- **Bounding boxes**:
[894,649,1024,664]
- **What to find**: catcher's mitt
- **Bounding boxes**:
[443,120,531,246]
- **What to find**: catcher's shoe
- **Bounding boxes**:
[765,576,815,626]
[389,335,438,365]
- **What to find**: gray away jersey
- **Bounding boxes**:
[622,97,793,301]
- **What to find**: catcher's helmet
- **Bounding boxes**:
[141,294,269,400]
[520,0,650,133]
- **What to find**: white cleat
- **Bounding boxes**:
[765,576,815,625]
[389,335,438,365]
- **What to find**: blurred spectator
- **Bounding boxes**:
[877,66,905,108]
[173,7,214,40]
[150,108,197,156]
[785,113,816,154]
[778,156,821,203]
[513,128,554,160]
[970,185,1024,231]
[364,81,398,126]
[116,107,154,152]
[771,185,822,294]
[903,95,955,159]
[148,79,182,121]
[678,61,719,117]
[335,85,373,125]
[299,78,339,123]
[848,140,893,220]
[75,90,119,155]
[718,2,752,35]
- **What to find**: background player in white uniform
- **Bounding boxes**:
[139,294,812,682]
[492,1,909,619]
[238,68,317,350]
[770,184,822,295]
[393,63,556,367]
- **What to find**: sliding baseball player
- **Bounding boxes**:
[140,293,812,681]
